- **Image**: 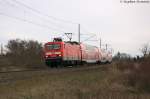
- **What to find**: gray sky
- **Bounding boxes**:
[0,0,150,56]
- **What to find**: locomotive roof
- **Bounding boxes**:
[65,41,80,45]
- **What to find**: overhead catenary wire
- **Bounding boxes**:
[2,0,75,32]
[1,0,99,42]
[0,0,78,41]
[82,34,97,42]
[0,12,65,33]
[80,25,97,36]
[77,24,98,43]
[0,0,108,45]
[11,0,78,25]
[80,25,90,34]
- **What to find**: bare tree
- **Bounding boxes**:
[5,39,44,67]
[113,52,131,61]
[141,43,150,57]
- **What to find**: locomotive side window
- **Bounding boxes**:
[46,44,60,50]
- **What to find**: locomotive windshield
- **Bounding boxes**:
[46,44,60,50]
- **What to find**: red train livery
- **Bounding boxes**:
[43,38,112,67]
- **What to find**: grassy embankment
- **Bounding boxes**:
[1,61,150,99]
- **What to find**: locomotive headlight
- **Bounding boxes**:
[46,52,52,55]
[55,52,61,54]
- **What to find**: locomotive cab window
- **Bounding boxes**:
[46,44,61,50]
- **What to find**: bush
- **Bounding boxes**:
[115,56,150,92]
[0,39,45,69]
[132,58,150,91]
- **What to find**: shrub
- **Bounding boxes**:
[115,56,150,92]
[0,39,45,69]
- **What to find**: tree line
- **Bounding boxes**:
[113,43,150,61]
[0,39,45,68]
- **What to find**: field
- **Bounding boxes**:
[0,62,150,99]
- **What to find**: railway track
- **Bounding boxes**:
[0,68,48,74]
[0,64,107,74]
[0,64,109,84]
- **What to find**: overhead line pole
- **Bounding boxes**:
[106,44,108,50]
[78,24,80,43]
[99,32,101,49]
[1,43,3,55]
[100,38,101,49]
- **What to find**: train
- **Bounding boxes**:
[43,38,112,67]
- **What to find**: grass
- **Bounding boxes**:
[0,63,150,99]
[0,68,106,99]
[119,57,150,92]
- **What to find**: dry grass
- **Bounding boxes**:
[0,63,150,99]
[113,57,150,92]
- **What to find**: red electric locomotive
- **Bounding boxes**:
[44,38,82,67]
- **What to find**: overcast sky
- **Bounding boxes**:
[0,0,150,56]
